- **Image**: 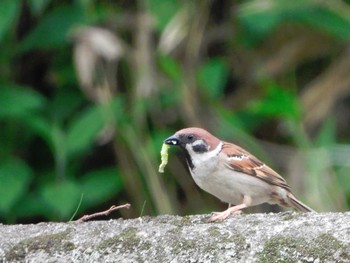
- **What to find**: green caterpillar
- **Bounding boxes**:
[158,143,170,173]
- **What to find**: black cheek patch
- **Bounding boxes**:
[192,144,208,153]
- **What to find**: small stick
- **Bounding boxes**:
[77,203,131,222]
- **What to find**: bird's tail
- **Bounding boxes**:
[288,193,315,212]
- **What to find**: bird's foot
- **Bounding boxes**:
[209,209,242,222]
[208,203,248,222]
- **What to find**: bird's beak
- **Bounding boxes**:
[164,135,179,146]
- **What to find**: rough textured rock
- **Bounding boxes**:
[0,212,349,262]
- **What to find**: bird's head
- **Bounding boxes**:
[164,127,221,154]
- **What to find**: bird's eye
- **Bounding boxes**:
[187,134,194,141]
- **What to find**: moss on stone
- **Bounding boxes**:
[179,215,193,226]
[258,233,350,262]
[208,226,220,236]
[5,230,74,261]
[166,215,193,227]
[97,227,152,254]
[280,212,298,221]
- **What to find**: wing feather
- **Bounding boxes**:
[221,142,290,190]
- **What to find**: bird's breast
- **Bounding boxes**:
[189,162,273,205]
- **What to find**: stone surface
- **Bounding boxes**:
[0,212,349,262]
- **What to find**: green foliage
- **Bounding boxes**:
[246,84,301,120]
[0,0,20,41]
[80,168,123,208]
[41,180,81,218]
[0,84,46,118]
[198,58,228,99]
[0,159,32,214]
[69,193,84,221]
[1,0,350,223]
[314,119,336,147]
[20,4,87,51]
[149,0,180,31]
[66,98,123,156]
[158,54,182,81]
[28,0,52,15]
[239,0,350,44]
[66,104,108,158]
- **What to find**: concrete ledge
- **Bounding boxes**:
[0,212,349,262]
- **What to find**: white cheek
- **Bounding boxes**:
[187,141,223,166]
[185,144,192,152]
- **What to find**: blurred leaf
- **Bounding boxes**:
[41,180,81,218]
[20,4,86,51]
[110,97,126,121]
[298,5,350,40]
[149,0,180,31]
[197,58,228,99]
[28,0,52,16]
[214,107,247,133]
[157,54,182,107]
[51,90,84,122]
[52,62,79,87]
[336,168,350,194]
[76,0,94,8]
[13,192,47,218]
[66,97,124,158]
[158,54,182,81]
[238,0,285,38]
[22,115,65,173]
[66,104,105,158]
[0,84,46,119]
[239,0,350,42]
[80,168,123,207]
[0,0,20,41]
[23,114,52,143]
[246,84,301,119]
[0,159,32,213]
[51,123,67,178]
[314,118,336,147]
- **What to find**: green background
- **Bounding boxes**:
[1,0,350,223]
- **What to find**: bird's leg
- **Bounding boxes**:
[209,204,246,222]
[209,196,251,222]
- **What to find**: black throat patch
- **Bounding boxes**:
[181,148,194,170]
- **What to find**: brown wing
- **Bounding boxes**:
[221,142,290,190]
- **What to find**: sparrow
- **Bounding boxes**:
[164,127,314,222]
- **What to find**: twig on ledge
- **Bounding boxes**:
[77,203,131,222]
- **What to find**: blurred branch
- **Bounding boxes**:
[113,139,149,213]
[121,125,174,214]
[258,28,335,78]
[260,140,349,211]
[262,140,350,169]
[181,1,211,126]
[301,49,350,129]
[158,8,190,54]
[134,7,157,100]
[72,26,124,102]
